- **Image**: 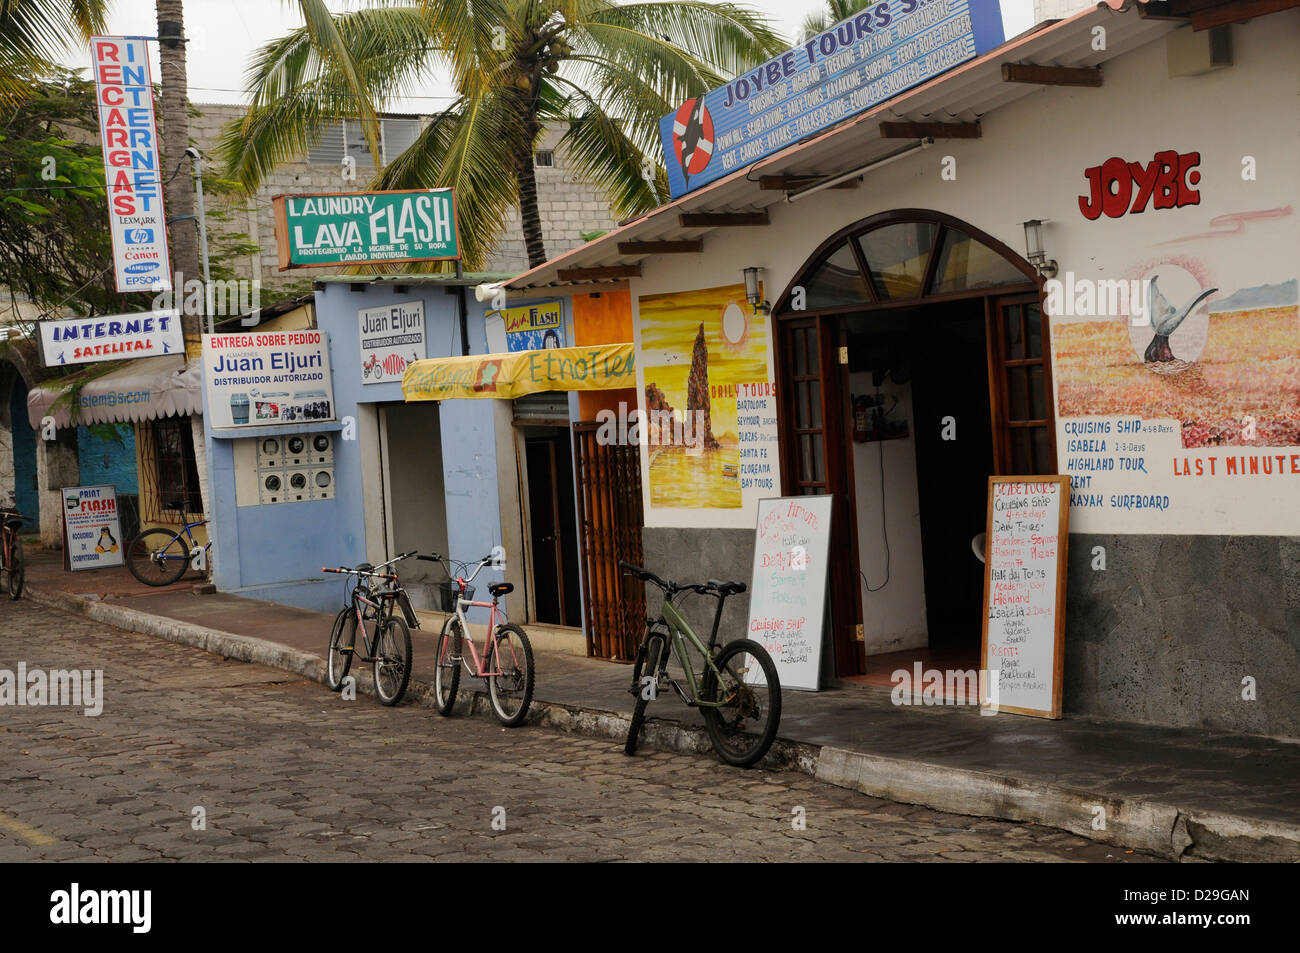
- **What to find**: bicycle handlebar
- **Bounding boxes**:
[617,561,745,598]
[321,566,397,581]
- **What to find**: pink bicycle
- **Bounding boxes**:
[432,553,535,727]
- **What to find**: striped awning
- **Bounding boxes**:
[27,354,202,430]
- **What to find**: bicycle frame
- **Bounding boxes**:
[445,558,510,678]
[150,519,211,565]
[654,598,731,710]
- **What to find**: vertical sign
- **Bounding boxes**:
[980,476,1070,718]
[746,495,833,691]
[90,36,170,293]
[61,485,125,571]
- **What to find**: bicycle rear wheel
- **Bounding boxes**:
[7,536,24,600]
[326,607,355,692]
[433,618,463,715]
[487,623,534,727]
[373,616,412,706]
[126,528,189,586]
[624,633,664,756]
[700,639,781,768]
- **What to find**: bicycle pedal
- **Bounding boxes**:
[338,647,355,655]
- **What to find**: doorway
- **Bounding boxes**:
[520,426,581,627]
[379,402,449,609]
[774,211,1052,680]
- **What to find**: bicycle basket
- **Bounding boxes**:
[437,582,473,612]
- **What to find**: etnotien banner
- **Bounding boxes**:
[90,35,171,293]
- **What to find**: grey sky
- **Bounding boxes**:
[63,0,1037,110]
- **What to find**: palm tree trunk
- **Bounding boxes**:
[513,120,547,270]
[156,0,200,347]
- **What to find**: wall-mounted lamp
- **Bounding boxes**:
[1021,219,1058,279]
[742,266,770,314]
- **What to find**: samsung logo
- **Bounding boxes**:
[123,262,160,275]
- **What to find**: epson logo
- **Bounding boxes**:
[123,262,160,275]
[124,228,154,244]
[50,883,151,934]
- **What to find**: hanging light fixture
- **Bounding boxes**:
[742,266,769,314]
[1021,219,1058,279]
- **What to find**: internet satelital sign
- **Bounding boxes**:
[90,36,171,293]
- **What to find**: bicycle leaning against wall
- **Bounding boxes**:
[0,502,29,600]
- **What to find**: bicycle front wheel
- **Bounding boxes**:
[487,623,534,727]
[325,607,355,692]
[373,616,412,706]
[7,536,24,600]
[433,618,463,715]
[700,639,782,768]
[125,528,189,586]
[624,633,664,756]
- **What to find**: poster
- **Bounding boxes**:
[746,495,833,691]
[1051,268,1300,535]
[491,301,566,352]
[61,485,125,571]
[202,330,335,429]
[636,283,779,516]
[39,310,181,366]
[358,300,425,384]
[90,36,170,293]
[273,190,458,268]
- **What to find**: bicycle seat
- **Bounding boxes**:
[707,579,746,596]
[4,516,23,530]
[488,582,513,597]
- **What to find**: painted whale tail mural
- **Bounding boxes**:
[1143,275,1218,363]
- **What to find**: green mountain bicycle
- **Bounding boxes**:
[619,561,781,768]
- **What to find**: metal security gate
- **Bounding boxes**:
[573,422,645,661]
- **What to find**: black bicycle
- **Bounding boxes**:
[321,552,429,706]
[0,504,28,600]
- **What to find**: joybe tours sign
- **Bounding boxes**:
[39,309,181,366]
[273,189,459,269]
[658,0,1004,197]
[980,477,1070,719]
[202,330,335,430]
[90,36,171,293]
[746,495,834,691]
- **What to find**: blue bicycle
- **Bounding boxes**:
[126,518,211,586]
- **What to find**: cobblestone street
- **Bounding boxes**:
[0,603,1158,862]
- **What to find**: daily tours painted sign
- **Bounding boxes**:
[273,189,459,269]
[39,309,182,366]
[658,0,1004,197]
[90,36,171,292]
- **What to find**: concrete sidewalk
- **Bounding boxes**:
[22,549,1300,862]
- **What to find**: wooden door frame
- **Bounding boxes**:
[773,209,1054,680]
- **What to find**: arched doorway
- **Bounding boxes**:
[772,210,1056,681]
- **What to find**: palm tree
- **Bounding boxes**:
[797,0,874,43]
[0,0,108,107]
[221,0,786,270]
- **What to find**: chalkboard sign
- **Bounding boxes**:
[747,495,833,691]
[980,476,1070,718]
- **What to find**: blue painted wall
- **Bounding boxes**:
[8,378,37,521]
[204,281,504,615]
[77,423,138,494]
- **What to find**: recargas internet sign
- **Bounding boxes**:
[272,189,459,269]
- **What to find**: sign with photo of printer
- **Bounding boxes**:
[202,330,335,429]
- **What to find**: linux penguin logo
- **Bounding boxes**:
[671,98,714,190]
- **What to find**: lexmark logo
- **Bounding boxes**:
[49,883,151,933]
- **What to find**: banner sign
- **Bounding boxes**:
[658,0,1004,197]
[493,301,566,352]
[61,485,125,571]
[273,189,459,269]
[404,343,635,402]
[202,330,335,429]
[39,309,181,366]
[90,36,171,292]
[359,300,426,384]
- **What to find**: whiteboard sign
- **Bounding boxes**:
[61,485,125,571]
[747,495,833,691]
[980,476,1070,718]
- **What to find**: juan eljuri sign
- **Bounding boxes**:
[272,189,459,269]
[90,36,171,292]
[658,0,1004,197]
[39,309,182,367]
[202,330,335,429]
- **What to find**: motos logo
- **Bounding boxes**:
[1079,149,1201,220]
[50,883,151,933]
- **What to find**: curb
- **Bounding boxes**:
[27,584,1300,863]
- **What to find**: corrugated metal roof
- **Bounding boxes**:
[312,272,515,287]
[504,0,1178,291]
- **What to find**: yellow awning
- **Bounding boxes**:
[402,343,636,401]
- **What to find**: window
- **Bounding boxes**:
[534,149,554,168]
[139,417,202,520]
[307,117,423,166]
